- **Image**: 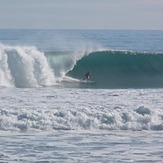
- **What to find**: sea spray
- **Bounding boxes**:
[0,45,14,87]
[45,51,86,81]
[0,44,56,87]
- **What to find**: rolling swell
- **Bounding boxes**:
[67,50,163,88]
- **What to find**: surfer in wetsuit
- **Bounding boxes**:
[83,71,92,81]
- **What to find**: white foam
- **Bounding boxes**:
[0,44,56,87]
[62,76,80,82]
[0,88,163,132]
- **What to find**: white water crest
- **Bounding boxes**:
[0,44,56,87]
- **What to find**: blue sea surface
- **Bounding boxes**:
[0,29,163,52]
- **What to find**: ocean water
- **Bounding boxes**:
[0,29,163,162]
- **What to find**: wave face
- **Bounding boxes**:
[68,50,163,88]
[0,44,55,87]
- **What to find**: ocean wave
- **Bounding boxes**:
[1,43,163,88]
[67,50,163,88]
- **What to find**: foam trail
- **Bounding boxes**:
[0,44,56,87]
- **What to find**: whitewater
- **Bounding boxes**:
[0,29,163,162]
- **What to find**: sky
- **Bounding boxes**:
[0,0,163,30]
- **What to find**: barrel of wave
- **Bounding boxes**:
[67,50,163,88]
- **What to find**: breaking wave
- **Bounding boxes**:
[0,44,56,87]
[1,43,163,88]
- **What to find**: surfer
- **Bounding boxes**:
[83,71,92,81]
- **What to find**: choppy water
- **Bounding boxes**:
[1,130,163,162]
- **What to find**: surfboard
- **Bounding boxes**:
[80,80,95,84]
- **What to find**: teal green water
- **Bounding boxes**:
[67,50,163,88]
